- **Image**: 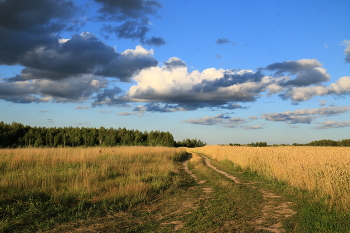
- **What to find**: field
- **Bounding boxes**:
[191,145,350,211]
[1,145,350,232]
[0,147,188,232]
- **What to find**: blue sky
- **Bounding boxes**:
[0,0,349,145]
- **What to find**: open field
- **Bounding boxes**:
[2,146,350,232]
[191,145,350,211]
[0,147,188,232]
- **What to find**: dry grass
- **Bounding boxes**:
[0,147,186,203]
[190,145,350,211]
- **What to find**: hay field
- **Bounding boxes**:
[0,146,187,231]
[191,145,350,211]
[0,147,186,202]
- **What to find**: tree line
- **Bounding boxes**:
[228,142,268,147]
[0,121,206,148]
[293,139,350,147]
[226,139,350,147]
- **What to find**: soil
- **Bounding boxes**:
[196,153,297,233]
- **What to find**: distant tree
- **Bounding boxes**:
[229,143,241,146]
[339,139,350,147]
[176,138,206,148]
[0,121,206,148]
[247,141,268,147]
[308,139,338,147]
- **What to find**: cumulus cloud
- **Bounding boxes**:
[192,69,265,93]
[101,21,149,40]
[133,103,187,113]
[0,0,159,77]
[96,0,165,45]
[6,34,157,82]
[0,75,108,103]
[143,37,166,46]
[266,59,330,86]
[91,56,350,111]
[94,86,124,105]
[281,76,350,102]
[221,103,248,110]
[343,40,350,62]
[163,57,187,71]
[0,0,78,65]
[34,75,107,102]
[313,121,350,129]
[2,0,349,115]
[118,57,275,111]
[0,81,37,103]
[262,106,350,124]
[0,0,162,104]
[95,0,161,19]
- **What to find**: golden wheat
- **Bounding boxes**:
[0,147,185,203]
[190,145,350,211]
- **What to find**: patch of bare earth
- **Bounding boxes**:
[183,159,213,198]
[198,153,297,233]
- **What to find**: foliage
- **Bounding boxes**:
[246,141,268,147]
[227,139,350,147]
[175,138,206,148]
[0,121,204,148]
[306,139,350,147]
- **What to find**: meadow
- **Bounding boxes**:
[191,145,350,211]
[0,147,188,232]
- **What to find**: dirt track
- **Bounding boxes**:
[185,153,297,233]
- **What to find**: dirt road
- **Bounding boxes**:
[184,153,297,233]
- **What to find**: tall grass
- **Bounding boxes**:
[0,147,187,232]
[191,145,350,211]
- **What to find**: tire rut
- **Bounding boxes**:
[186,153,296,233]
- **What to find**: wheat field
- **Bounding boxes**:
[0,147,186,204]
[191,145,350,211]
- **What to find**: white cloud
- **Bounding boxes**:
[33,75,107,102]
[183,114,250,129]
[118,111,138,116]
[99,110,113,113]
[126,58,273,110]
[58,38,70,44]
[75,106,90,109]
[342,40,350,62]
[262,106,350,124]
[182,114,229,125]
[283,76,350,102]
[317,100,327,106]
[243,125,262,130]
[313,121,350,129]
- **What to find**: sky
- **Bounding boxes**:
[0,0,350,145]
